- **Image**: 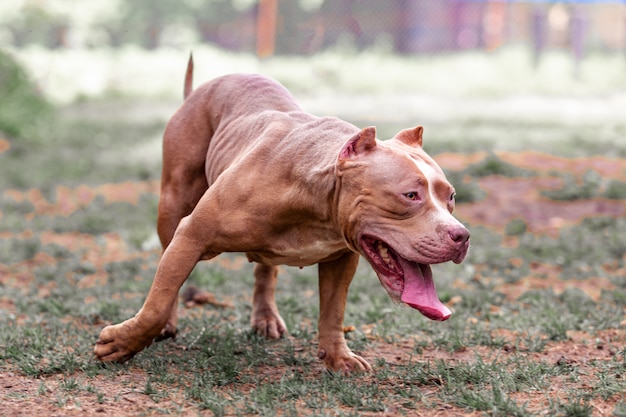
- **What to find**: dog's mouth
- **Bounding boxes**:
[359,236,451,321]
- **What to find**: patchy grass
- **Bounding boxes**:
[1,94,625,416]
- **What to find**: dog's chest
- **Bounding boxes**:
[245,238,347,267]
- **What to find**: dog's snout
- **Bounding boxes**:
[448,226,470,244]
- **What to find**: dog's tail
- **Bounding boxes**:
[183,53,194,100]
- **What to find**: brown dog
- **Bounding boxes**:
[94,57,470,372]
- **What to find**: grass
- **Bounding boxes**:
[1,50,625,415]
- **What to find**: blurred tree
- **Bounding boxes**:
[186,0,314,54]
[97,0,190,48]
[0,50,52,140]
[5,4,69,48]
[315,0,402,52]
[275,0,313,54]
[187,0,254,50]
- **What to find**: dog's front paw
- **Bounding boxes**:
[251,310,287,339]
[318,346,372,373]
[94,318,157,363]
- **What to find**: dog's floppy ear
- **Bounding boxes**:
[339,126,377,160]
[395,126,423,148]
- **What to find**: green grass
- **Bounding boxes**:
[0,101,165,191]
[1,94,625,415]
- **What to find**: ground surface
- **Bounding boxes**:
[1,135,625,416]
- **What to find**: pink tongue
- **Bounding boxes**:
[400,262,451,321]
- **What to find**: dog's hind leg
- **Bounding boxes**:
[251,263,287,339]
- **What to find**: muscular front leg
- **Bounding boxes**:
[317,252,371,372]
[155,178,208,342]
[95,222,215,363]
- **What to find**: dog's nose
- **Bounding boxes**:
[448,226,470,244]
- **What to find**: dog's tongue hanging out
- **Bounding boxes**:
[399,260,451,321]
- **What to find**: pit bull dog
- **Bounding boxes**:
[94,57,470,372]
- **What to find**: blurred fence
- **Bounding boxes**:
[1,0,624,59]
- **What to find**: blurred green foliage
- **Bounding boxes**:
[3,4,69,48]
[0,49,53,140]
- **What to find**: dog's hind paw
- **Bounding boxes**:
[251,310,287,339]
[318,347,372,373]
[155,327,177,342]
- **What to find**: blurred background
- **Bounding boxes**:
[1,0,625,104]
[2,0,625,56]
[2,0,626,208]
[1,0,625,239]
[3,0,625,53]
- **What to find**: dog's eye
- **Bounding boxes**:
[404,192,419,201]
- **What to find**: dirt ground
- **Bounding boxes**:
[1,149,625,416]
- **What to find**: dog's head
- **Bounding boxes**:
[336,126,470,321]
